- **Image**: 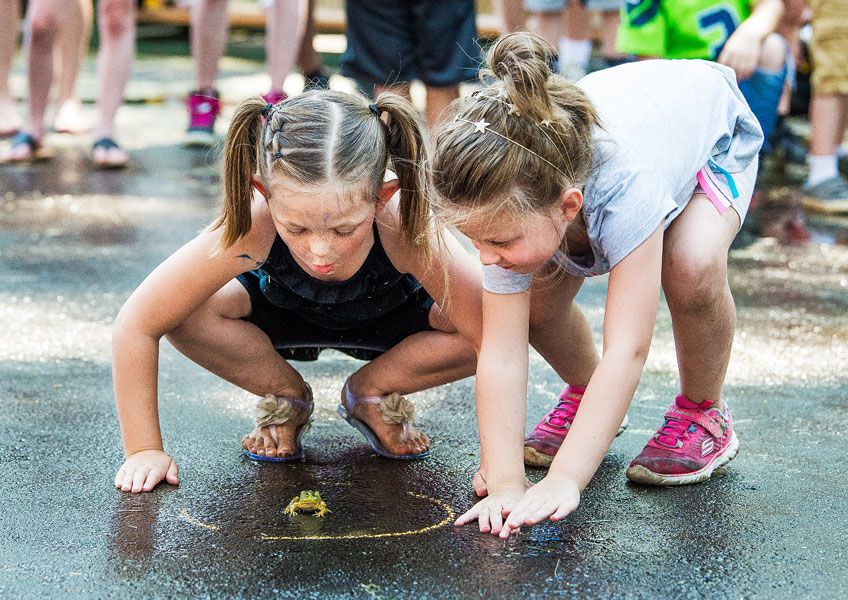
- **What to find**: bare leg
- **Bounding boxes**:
[344,303,477,455]
[92,0,133,165]
[530,10,562,48]
[166,281,312,459]
[265,0,302,94]
[662,194,742,408]
[527,270,599,387]
[0,0,22,134]
[191,0,228,91]
[424,85,458,130]
[493,0,526,33]
[296,0,319,73]
[53,0,91,133]
[598,10,625,61]
[23,0,59,142]
[809,94,848,156]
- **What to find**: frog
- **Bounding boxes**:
[283,490,330,517]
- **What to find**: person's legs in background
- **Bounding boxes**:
[92,0,134,168]
[803,0,848,213]
[53,0,92,134]
[0,0,22,136]
[297,0,330,91]
[3,0,61,162]
[494,0,526,33]
[264,0,301,104]
[185,0,227,145]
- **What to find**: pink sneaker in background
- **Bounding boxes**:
[524,385,629,467]
[262,89,288,106]
[185,89,220,147]
[626,394,739,485]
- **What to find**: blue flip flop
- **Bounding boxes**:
[337,379,431,460]
[243,388,313,462]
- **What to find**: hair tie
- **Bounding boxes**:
[261,103,274,118]
[368,103,381,118]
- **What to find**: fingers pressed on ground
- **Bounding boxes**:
[166,461,180,484]
[143,470,162,491]
[131,468,149,493]
[478,507,491,533]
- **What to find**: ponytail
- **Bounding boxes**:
[212,97,266,251]
[373,93,432,262]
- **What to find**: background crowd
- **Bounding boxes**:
[0,0,846,216]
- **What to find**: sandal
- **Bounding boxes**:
[337,378,431,460]
[242,385,314,462]
[1,132,50,163]
[92,137,128,169]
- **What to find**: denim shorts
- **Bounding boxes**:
[237,270,435,361]
[737,62,789,153]
[340,0,480,89]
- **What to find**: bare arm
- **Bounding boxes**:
[719,0,785,79]
[499,226,664,535]
[112,193,275,491]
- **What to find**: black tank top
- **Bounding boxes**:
[256,225,424,329]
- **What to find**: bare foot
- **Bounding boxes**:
[343,385,431,456]
[53,99,90,134]
[241,399,312,459]
[0,97,21,136]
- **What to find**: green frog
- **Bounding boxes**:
[283,490,330,517]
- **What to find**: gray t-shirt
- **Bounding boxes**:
[482,59,763,294]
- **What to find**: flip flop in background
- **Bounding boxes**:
[92,137,129,169]
[337,378,431,460]
[1,131,52,163]
[242,385,314,462]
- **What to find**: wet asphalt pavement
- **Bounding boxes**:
[2,60,848,599]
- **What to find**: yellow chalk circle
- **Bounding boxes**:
[178,491,456,541]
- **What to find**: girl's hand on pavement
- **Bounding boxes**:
[114,450,179,493]
[498,474,580,538]
[454,485,527,536]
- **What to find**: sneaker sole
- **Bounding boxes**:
[625,431,739,486]
[524,414,629,468]
[802,196,848,214]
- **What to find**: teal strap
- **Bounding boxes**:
[707,159,739,199]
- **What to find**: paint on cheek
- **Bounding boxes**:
[322,213,329,226]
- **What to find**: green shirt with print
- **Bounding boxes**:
[618,0,752,60]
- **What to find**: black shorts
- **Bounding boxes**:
[236,271,435,361]
[340,0,480,90]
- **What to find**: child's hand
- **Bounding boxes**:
[454,484,526,536]
[114,450,179,494]
[498,474,580,538]
[718,27,762,81]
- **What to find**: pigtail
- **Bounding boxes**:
[373,93,431,262]
[212,97,267,251]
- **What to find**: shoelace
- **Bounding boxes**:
[546,396,580,428]
[655,417,694,447]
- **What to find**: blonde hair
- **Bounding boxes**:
[213,90,431,259]
[432,32,600,221]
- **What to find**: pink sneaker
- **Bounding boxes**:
[185,89,220,147]
[626,394,739,485]
[524,385,629,467]
[262,88,288,106]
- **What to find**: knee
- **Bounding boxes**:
[28,13,57,43]
[663,253,728,313]
[759,33,787,73]
[98,0,134,39]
